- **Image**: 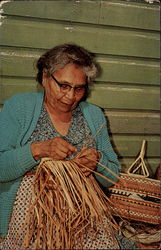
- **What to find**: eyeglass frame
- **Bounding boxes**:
[50,74,87,95]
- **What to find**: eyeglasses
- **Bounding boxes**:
[51,75,87,95]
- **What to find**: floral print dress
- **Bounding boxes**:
[0,105,120,250]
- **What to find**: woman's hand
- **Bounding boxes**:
[31,137,77,161]
[73,148,100,176]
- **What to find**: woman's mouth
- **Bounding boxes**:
[61,101,73,107]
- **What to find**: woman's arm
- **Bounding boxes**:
[94,110,121,187]
[0,97,77,182]
[0,100,38,182]
[80,102,121,188]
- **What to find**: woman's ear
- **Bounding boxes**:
[42,69,48,87]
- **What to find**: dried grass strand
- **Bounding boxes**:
[73,159,119,185]
[21,158,118,249]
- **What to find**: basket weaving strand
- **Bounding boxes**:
[20,158,118,249]
[127,140,149,178]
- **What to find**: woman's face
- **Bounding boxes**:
[43,63,87,113]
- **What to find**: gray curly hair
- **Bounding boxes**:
[36,44,99,85]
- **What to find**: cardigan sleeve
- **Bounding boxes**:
[94,110,121,187]
[0,97,38,182]
[80,102,121,188]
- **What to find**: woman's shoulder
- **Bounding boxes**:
[79,101,103,113]
[79,101,105,124]
[4,92,43,106]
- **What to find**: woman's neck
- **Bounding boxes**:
[44,102,72,136]
[44,102,72,123]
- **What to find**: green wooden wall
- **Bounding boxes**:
[0,0,160,175]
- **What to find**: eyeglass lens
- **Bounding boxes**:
[51,75,86,94]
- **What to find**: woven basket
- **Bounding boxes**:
[108,173,160,225]
[108,140,161,225]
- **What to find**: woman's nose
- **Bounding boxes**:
[66,88,75,99]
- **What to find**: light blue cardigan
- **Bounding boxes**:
[0,92,121,237]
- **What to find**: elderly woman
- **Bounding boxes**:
[0,44,122,249]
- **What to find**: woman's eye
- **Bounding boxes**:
[76,87,82,91]
[61,84,70,90]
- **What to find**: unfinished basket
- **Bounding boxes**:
[108,140,161,225]
[21,158,117,249]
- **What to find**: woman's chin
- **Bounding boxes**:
[57,103,73,113]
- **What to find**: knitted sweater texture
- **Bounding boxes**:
[0,92,120,237]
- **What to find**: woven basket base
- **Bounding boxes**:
[108,174,161,225]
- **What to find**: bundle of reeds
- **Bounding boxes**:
[21,158,118,249]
